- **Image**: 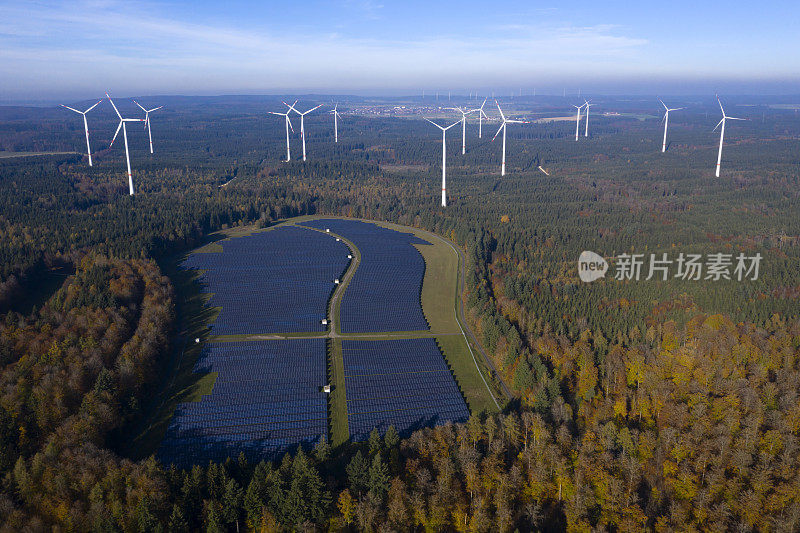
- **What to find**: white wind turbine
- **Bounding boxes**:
[330,104,342,143]
[60,99,103,166]
[492,101,527,176]
[444,106,474,154]
[285,102,323,161]
[269,101,296,162]
[107,92,145,196]
[583,100,594,137]
[133,100,163,154]
[713,95,746,177]
[472,98,490,138]
[572,103,584,141]
[425,118,460,207]
[658,99,684,153]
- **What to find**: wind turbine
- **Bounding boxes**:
[572,103,584,141]
[330,104,342,143]
[658,99,683,153]
[425,118,460,207]
[285,102,323,161]
[492,101,527,176]
[471,98,490,138]
[60,99,102,166]
[713,95,746,177]
[583,100,594,137]
[444,106,474,154]
[133,100,163,154]
[269,101,295,162]
[107,92,145,196]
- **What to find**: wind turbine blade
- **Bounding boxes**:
[268,111,285,116]
[444,121,460,130]
[148,106,163,112]
[480,97,487,110]
[110,121,122,147]
[60,104,81,114]
[425,118,445,130]
[717,95,725,117]
[712,118,724,132]
[287,116,294,132]
[306,104,323,114]
[84,99,103,113]
[491,122,504,141]
[133,100,147,112]
[106,92,122,119]
[726,117,747,121]
[495,101,505,121]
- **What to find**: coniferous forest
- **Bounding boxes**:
[1,95,800,531]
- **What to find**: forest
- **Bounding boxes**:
[0,95,799,531]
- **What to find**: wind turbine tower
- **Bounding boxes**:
[444,106,474,154]
[493,101,527,176]
[572,103,584,141]
[133,100,163,154]
[425,118,460,207]
[286,102,323,161]
[269,103,295,161]
[107,92,145,196]
[713,96,746,177]
[658,99,683,153]
[60,99,102,166]
[584,100,594,137]
[330,104,342,143]
[472,98,490,138]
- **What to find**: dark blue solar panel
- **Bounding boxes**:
[300,219,431,333]
[182,225,349,334]
[341,338,469,441]
[157,340,328,467]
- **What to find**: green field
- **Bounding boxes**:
[128,215,499,455]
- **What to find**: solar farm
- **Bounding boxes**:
[153,218,495,466]
[300,219,431,333]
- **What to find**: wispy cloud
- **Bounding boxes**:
[0,0,702,98]
[343,0,385,20]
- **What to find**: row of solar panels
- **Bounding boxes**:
[348,409,469,442]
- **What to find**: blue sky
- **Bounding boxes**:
[1,0,798,100]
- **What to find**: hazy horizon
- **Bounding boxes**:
[1,0,799,103]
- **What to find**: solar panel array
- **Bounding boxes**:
[300,219,431,333]
[158,340,328,466]
[182,225,349,334]
[342,338,469,440]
